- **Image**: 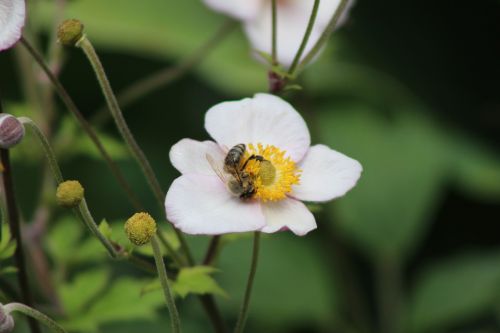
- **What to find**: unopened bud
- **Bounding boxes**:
[0,114,25,149]
[57,19,84,46]
[0,304,14,333]
[125,212,157,246]
[56,180,84,208]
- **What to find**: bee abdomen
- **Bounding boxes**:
[224,143,246,167]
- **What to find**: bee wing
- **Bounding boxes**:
[206,154,227,184]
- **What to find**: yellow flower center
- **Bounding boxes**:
[243,143,300,202]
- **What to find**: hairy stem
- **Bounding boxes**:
[4,302,66,333]
[271,0,278,65]
[151,236,181,333]
[233,232,261,333]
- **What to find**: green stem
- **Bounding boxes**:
[298,0,350,70]
[271,0,278,64]
[287,0,320,76]
[0,148,41,333]
[19,37,143,211]
[203,236,221,266]
[92,19,236,123]
[375,257,403,333]
[233,232,261,333]
[76,34,193,267]
[151,236,181,333]
[3,303,67,333]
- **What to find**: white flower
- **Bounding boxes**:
[202,0,354,67]
[0,0,25,51]
[165,93,362,236]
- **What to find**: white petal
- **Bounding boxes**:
[261,198,316,236]
[165,174,266,235]
[169,138,225,176]
[202,0,263,21]
[0,0,25,51]
[243,0,350,67]
[291,144,362,202]
[205,93,310,162]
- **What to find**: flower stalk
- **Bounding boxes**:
[2,302,67,333]
[151,235,181,333]
[233,232,261,333]
[271,0,278,65]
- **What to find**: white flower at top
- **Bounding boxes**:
[0,0,25,51]
[202,0,354,67]
[165,93,362,236]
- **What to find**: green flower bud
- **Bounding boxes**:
[57,19,84,46]
[125,212,157,246]
[0,304,14,333]
[56,180,84,208]
[0,114,25,149]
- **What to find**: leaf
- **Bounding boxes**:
[0,224,16,260]
[409,251,500,333]
[99,219,113,240]
[47,217,83,263]
[318,105,448,260]
[0,266,18,276]
[35,0,267,95]
[172,266,227,298]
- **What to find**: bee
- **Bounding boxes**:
[207,144,264,199]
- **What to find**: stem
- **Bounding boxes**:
[287,0,320,76]
[203,236,221,266]
[151,236,181,333]
[93,19,236,123]
[76,199,118,258]
[4,302,67,333]
[233,232,261,333]
[19,37,143,211]
[298,0,350,70]
[0,149,42,333]
[271,0,278,65]
[375,257,403,333]
[76,35,193,268]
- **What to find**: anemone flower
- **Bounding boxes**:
[202,0,354,67]
[165,93,362,236]
[0,0,25,51]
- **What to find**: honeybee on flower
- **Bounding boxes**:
[165,93,362,236]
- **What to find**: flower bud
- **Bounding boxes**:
[57,19,84,46]
[56,180,84,208]
[0,114,25,149]
[0,304,14,333]
[125,212,157,246]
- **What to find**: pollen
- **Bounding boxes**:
[243,143,300,202]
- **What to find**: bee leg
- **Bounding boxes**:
[241,154,265,170]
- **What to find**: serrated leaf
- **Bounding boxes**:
[409,251,500,333]
[172,266,228,298]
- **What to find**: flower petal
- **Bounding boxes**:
[165,174,266,235]
[205,93,310,162]
[170,138,225,176]
[243,0,351,67]
[0,0,25,51]
[261,198,316,236]
[202,0,263,21]
[292,144,362,202]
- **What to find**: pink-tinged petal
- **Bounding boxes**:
[292,144,362,202]
[202,0,263,21]
[165,174,265,235]
[205,93,310,162]
[261,198,316,236]
[243,0,353,67]
[0,0,25,51]
[169,138,225,176]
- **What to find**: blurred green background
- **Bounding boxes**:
[1,0,500,332]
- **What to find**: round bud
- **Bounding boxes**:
[57,19,84,46]
[56,180,84,208]
[0,304,15,333]
[0,114,25,149]
[124,212,157,246]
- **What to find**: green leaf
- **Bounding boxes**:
[99,219,113,240]
[318,106,447,260]
[0,266,18,276]
[47,217,83,263]
[172,266,228,298]
[409,251,500,333]
[35,0,267,95]
[0,224,16,260]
